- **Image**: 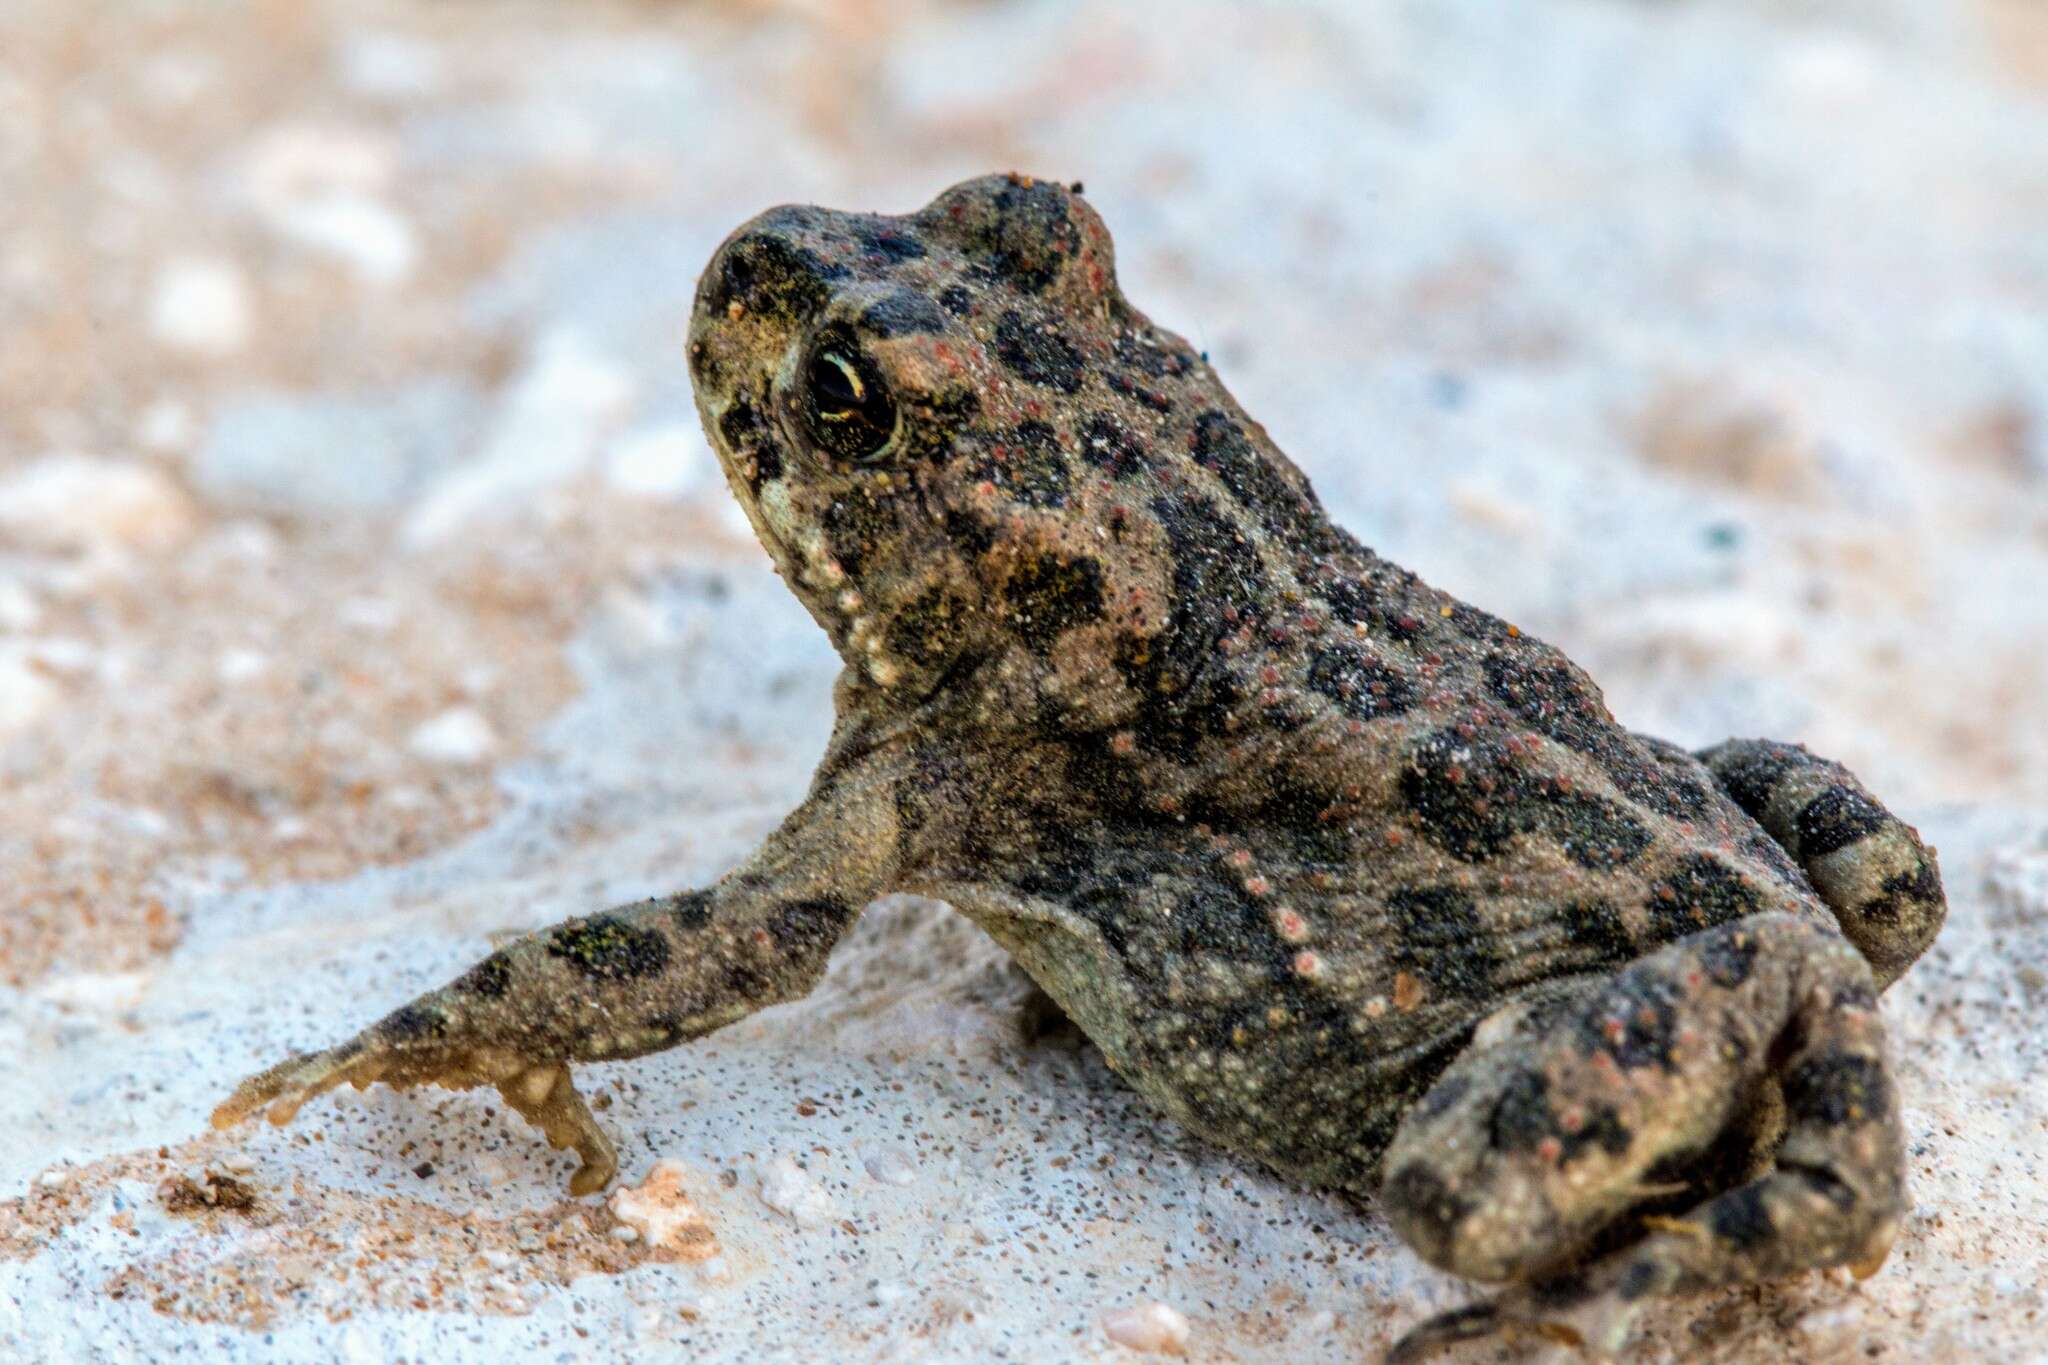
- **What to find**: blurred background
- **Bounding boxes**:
[2,1,2044,1360]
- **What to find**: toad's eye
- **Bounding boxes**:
[800,337,896,463]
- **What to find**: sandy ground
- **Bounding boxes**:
[2,0,2045,1360]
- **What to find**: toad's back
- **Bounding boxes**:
[928,499,1839,1191]
[678,174,1880,1189]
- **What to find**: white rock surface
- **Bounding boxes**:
[408,706,499,764]
[147,257,252,356]
[0,454,196,556]
[404,328,636,545]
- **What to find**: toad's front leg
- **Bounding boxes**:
[212,761,902,1194]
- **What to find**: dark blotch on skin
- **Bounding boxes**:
[719,396,781,491]
[1488,1070,1555,1152]
[1709,742,1797,818]
[455,954,512,998]
[1645,855,1762,941]
[1114,328,1195,379]
[669,890,714,931]
[895,744,972,844]
[1136,492,1267,696]
[977,419,1072,508]
[766,898,855,957]
[1445,604,1513,642]
[1483,653,1709,818]
[1784,1052,1891,1127]
[1784,1159,1860,1211]
[1484,652,1609,745]
[938,284,975,316]
[886,584,975,670]
[1543,790,1652,869]
[973,178,1080,293]
[1415,1074,1471,1122]
[1578,970,1682,1072]
[856,226,926,263]
[1561,899,1634,968]
[1383,1162,1473,1256]
[820,493,896,578]
[380,1003,445,1040]
[1859,860,1943,924]
[1699,926,1759,988]
[1400,730,1523,862]
[1616,1260,1662,1301]
[943,508,996,556]
[1796,783,1890,858]
[861,288,951,338]
[704,232,847,322]
[1488,1070,1632,1160]
[1190,409,1312,532]
[546,915,672,981]
[1080,415,1151,479]
[1709,1185,1774,1251]
[995,310,1084,393]
[1319,560,1430,643]
[898,387,982,466]
[1387,885,1497,998]
[1307,645,1415,721]
[1002,553,1106,652]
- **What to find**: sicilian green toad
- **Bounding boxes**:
[217,174,1946,1358]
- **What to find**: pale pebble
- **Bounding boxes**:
[409,707,498,764]
[609,1159,721,1263]
[149,257,252,356]
[136,398,197,453]
[217,648,269,684]
[1101,1301,1190,1355]
[0,580,42,632]
[862,1145,918,1187]
[271,192,418,285]
[757,1154,836,1230]
[0,454,197,556]
[0,647,61,739]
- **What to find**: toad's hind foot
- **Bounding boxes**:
[1384,1278,1633,1363]
[1381,912,1906,1360]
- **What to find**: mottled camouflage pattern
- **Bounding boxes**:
[216,175,1946,1358]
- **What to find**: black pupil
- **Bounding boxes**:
[802,342,895,461]
[814,353,862,411]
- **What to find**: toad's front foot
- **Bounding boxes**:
[211,1029,618,1195]
[208,994,626,1195]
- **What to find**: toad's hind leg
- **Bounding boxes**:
[1380,913,1905,1362]
[1697,738,1945,987]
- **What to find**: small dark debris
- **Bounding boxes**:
[159,1171,259,1215]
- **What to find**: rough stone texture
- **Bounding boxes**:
[0,0,2043,1361]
